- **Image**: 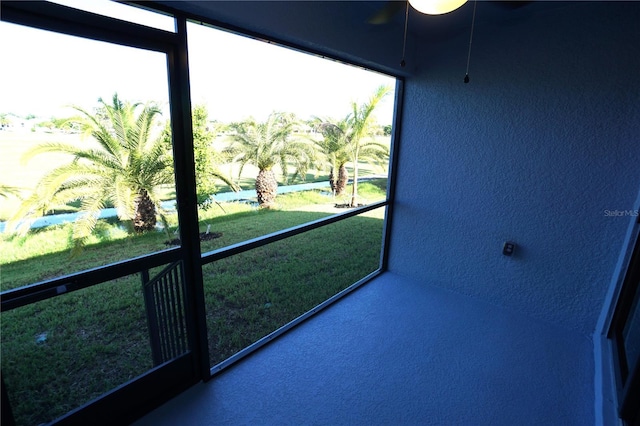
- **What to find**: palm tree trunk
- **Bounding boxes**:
[134,189,157,232]
[329,167,337,195]
[256,169,278,208]
[350,160,359,207]
[336,164,348,196]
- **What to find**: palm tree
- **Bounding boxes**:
[226,112,315,208]
[8,94,174,247]
[162,104,238,208]
[312,85,391,205]
[346,85,392,207]
[309,118,351,196]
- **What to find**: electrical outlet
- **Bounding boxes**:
[503,242,515,256]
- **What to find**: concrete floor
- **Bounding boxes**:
[134,272,594,426]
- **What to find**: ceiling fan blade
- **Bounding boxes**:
[368,1,405,25]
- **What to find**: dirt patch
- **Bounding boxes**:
[164,231,223,246]
[334,203,365,208]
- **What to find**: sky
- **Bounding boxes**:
[0,1,396,125]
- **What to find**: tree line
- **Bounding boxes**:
[4,86,391,249]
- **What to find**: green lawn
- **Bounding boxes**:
[0,182,386,426]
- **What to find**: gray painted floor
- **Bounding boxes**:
[134,272,594,426]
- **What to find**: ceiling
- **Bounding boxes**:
[156,1,569,44]
[152,1,571,75]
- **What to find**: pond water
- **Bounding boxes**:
[0,181,332,232]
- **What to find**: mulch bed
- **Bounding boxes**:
[164,231,223,246]
[334,203,366,208]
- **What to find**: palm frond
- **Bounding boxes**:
[13,93,173,246]
[70,192,107,253]
[70,104,123,160]
[208,168,240,192]
[0,185,22,199]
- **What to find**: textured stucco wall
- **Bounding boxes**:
[389,2,640,335]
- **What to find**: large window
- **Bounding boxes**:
[205,207,386,368]
[0,2,399,424]
[185,22,394,245]
[186,22,395,368]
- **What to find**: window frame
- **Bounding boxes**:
[608,221,640,425]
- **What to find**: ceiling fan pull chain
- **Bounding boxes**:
[401,0,409,67]
[464,0,477,83]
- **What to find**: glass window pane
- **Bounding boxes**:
[204,207,385,368]
[0,22,178,290]
[622,291,640,378]
[1,261,189,426]
[186,22,395,252]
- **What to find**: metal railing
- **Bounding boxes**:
[0,248,181,313]
[141,261,189,366]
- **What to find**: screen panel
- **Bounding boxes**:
[185,21,394,254]
[0,22,178,290]
[204,207,386,367]
[1,261,190,425]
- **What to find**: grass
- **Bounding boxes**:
[0,181,386,426]
[1,278,152,425]
[0,130,100,220]
[0,182,385,289]
[204,209,383,365]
